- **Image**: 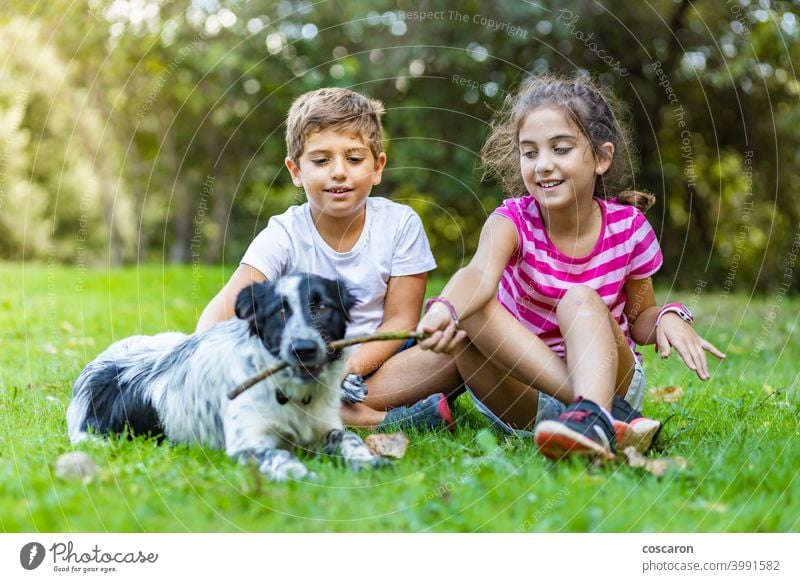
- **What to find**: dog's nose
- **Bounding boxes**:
[291,340,320,363]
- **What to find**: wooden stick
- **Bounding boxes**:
[227,330,428,400]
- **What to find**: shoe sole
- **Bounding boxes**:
[437,394,454,432]
[614,418,661,453]
[534,421,614,460]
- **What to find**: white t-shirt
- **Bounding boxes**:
[241,197,437,337]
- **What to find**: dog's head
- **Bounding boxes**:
[234,274,354,381]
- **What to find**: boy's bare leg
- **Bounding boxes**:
[340,402,386,428]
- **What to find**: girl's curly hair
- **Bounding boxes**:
[480,73,654,211]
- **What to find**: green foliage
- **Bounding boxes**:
[1,264,798,531]
[1,1,799,288]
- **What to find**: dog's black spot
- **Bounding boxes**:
[79,362,162,440]
[235,282,285,356]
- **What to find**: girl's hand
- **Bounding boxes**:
[656,313,726,380]
[416,302,467,354]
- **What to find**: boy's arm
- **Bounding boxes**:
[195,264,267,333]
[344,273,427,377]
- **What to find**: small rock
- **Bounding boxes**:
[54,452,98,482]
[365,433,409,458]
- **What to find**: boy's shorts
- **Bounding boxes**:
[468,356,646,437]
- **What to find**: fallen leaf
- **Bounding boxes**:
[623,447,688,477]
[649,385,684,403]
[365,433,409,458]
[54,452,98,483]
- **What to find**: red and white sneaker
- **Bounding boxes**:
[534,397,616,460]
[611,395,661,453]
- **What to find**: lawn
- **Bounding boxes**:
[1,262,798,532]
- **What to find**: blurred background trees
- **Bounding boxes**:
[1,0,798,291]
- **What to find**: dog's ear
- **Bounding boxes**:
[234,282,272,322]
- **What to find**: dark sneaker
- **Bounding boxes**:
[611,395,661,454]
[534,397,616,460]
[378,393,454,432]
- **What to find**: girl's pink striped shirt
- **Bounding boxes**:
[494,195,663,359]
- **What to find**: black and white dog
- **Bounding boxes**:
[66,274,387,481]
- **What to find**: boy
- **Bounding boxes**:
[197,88,459,429]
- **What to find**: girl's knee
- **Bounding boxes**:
[557,285,604,316]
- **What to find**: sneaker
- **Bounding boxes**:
[378,393,454,432]
[611,395,661,454]
[534,397,616,460]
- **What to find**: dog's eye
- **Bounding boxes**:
[277,301,292,319]
[310,303,333,319]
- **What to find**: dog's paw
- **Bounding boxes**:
[262,463,315,482]
[349,455,394,472]
[257,450,313,482]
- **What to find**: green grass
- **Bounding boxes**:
[1,262,798,532]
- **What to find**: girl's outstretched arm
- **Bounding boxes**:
[625,277,726,381]
[417,215,519,353]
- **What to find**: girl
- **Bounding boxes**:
[417,75,725,460]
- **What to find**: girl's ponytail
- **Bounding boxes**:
[616,190,656,212]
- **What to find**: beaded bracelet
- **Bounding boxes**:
[424,296,460,328]
[655,302,694,327]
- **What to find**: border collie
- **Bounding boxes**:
[66,274,387,481]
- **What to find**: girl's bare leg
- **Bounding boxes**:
[458,290,636,414]
[363,347,462,410]
[460,298,573,402]
[454,341,541,429]
[556,285,636,410]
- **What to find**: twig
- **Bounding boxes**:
[227,330,428,400]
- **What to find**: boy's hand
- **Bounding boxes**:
[656,313,726,380]
[416,303,467,354]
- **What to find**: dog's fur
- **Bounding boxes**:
[66,274,387,481]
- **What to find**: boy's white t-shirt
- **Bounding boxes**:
[240,197,437,338]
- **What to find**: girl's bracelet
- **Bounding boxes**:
[656,303,694,327]
[424,296,460,328]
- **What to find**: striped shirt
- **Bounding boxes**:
[494,196,663,358]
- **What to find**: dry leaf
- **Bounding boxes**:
[623,447,688,477]
[649,385,684,403]
[365,433,409,458]
[54,452,98,483]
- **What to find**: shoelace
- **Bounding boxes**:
[559,409,591,422]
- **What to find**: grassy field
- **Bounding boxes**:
[1,262,798,532]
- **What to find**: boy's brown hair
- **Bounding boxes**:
[285,87,385,164]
